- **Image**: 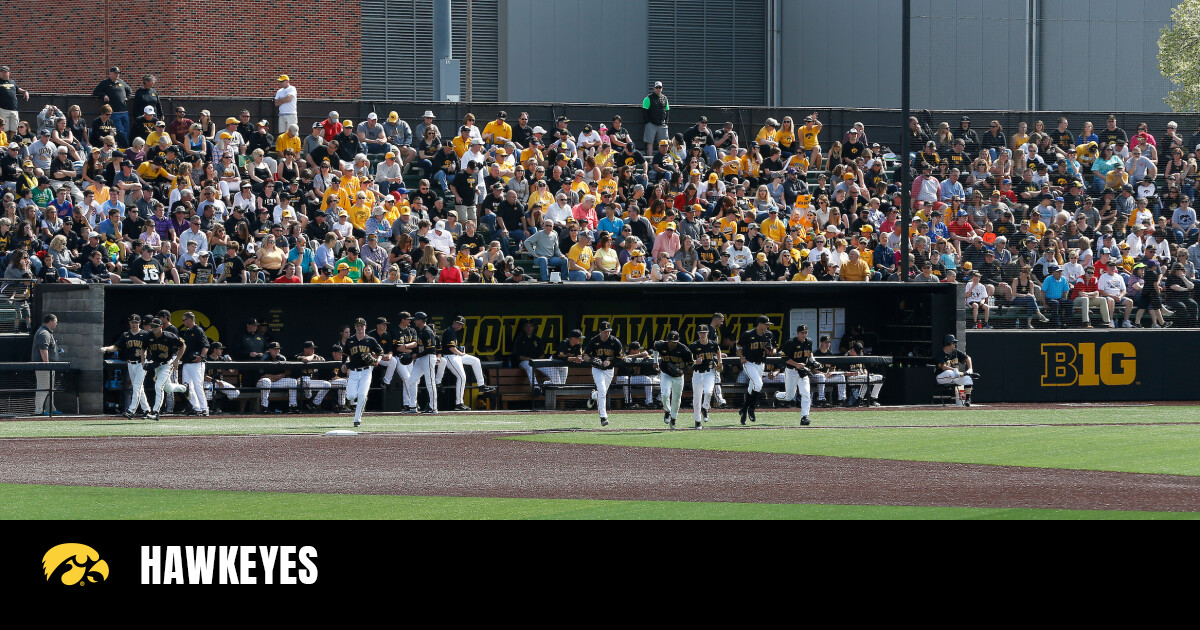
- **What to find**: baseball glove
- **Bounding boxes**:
[660,362,683,378]
[364,354,380,367]
[399,353,415,365]
[590,357,607,369]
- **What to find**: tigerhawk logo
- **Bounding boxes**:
[43,543,109,586]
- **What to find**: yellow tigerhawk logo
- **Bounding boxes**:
[43,543,110,586]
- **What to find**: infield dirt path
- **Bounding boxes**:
[1,432,1197,512]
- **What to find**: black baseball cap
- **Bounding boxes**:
[796,325,808,333]
[944,334,958,345]
[412,311,428,321]
[598,321,612,331]
[667,331,680,341]
[756,315,772,325]
[302,341,316,349]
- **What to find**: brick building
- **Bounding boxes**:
[0,0,361,100]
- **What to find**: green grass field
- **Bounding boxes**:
[2,404,1198,519]
[2,483,1194,520]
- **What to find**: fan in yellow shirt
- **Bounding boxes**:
[596,173,618,199]
[621,250,649,282]
[456,248,477,276]
[348,201,371,231]
[276,130,302,154]
[721,152,742,177]
[755,119,780,148]
[567,239,596,279]
[482,115,513,145]
[759,210,787,242]
[321,181,351,212]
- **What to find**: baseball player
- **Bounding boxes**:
[368,317,402,389]
[775,324,819,425]
[435,315,496,410]
[813,334,846,406]
[552,329,586,386]
[295,341,333,411]
[653,331,694,429]
[514,319,558,392]
[203,342,241,413]
[404,311,439,414]
[257,342,300,414]
[615,341,658,409]
[708,313,731,407]
[178,311,210,416]
[392,312,419,410]
[326,344,350,412]
[935,334,976,406]
[143,318,188,421]
[582,321,624,427]
[344,318,384,426]
[100,313,151,419]
[845,341,884,406]
[690,324,721,428]
[736,315,774,425]
[156,309,181,415]
[437,315,473,411]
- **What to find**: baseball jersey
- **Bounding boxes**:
[368,327,399,353]
[583,334,624,368]
[344,335,384,369]
[293,353,326,378]
[441,326,462,354]
[178,325,210,362]
[779,337,814,369]
[653,340,694,377]
[144,331,183,365]
[414,325,439,357]
[936,349,968,373]
[738,329,774,363]
[395,325,418,358]
[554,339,583,361]
[114,329,149,362]
[690,340,721,372]
[259,352,288,377]
[513,332,545,360]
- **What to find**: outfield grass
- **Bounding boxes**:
[2,483,1195,520]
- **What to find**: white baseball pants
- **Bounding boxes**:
[776,368,812,416]
[691,370,715,422]
[181,361,208,413]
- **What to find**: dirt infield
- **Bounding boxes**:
[1,432,1197,512]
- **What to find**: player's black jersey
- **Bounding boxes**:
[395,326,417,353]
[115,330,149,362]
[368,327,398,353]
[178,325,210,362]
[344,335,383,369]
[554,339,583,361]
[294,353,326,377]
[738,329,774,362]
[259,352,289,377]
[653,340,694,376]
[441,326,460,354]
[144,331,183,365]
[583,335,624,368]
[690,340,721,372]
[414,325,438,357]
[779,337,813,368]
[513,333,544,361]
[937,349,968,372]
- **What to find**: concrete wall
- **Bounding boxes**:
[500,0,649,104]
[36,285,105,415]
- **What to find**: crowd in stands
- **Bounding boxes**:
[1,67,1199,328]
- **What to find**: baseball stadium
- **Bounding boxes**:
[1,0,1199,527]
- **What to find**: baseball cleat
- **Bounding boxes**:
[149,411,160,421]
[600,417,609,427]
[478,385,497,393]
[669,417,676,429]
[739,408,747,425]
[422,408,437,414]
[701,407,708,421]
[695,421,703,429]
[353,420,361,427]
[663,411,671,425]
[121,410,134,419]
[801,416,810,426]
[454,404,471,411]
[748,411,756,423]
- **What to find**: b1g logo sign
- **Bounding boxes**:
[1041,342,1136,386]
